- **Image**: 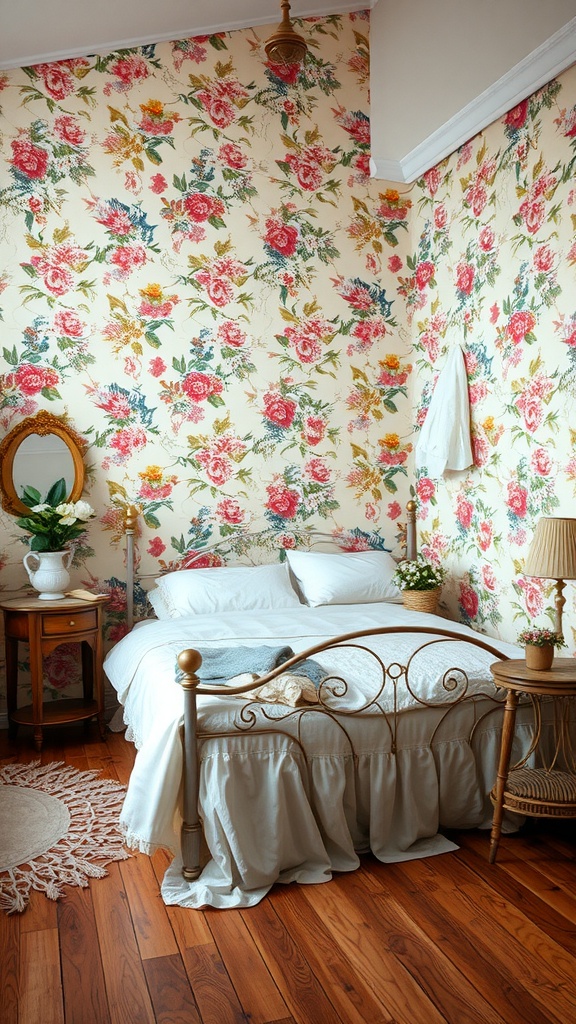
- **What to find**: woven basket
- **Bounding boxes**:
[401,587,440,614]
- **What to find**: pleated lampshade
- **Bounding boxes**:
[524,518,576,581]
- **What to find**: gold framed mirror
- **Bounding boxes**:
[0,411,86,516]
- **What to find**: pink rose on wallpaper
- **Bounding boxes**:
[94,390,131,419]
[150,174,167,194]
[263,393,297,428]
[481,564,497,591]
[478,521,492,552]
[506,481,528,518]
[533,245,554,272]
[434,205,447,230]
[378,448,407,467]
[387,255,402,273]
[459,582,479,619]
[35,62,75,100]
[489,303,500,324]
[515,393,544,433]
[478,226,495,251]
[265,217,299,257]
[519,197,545,235]
[468,381,488,405]
[197,93,234,128]
[267,61,301,86]
[415,261,435,291]
[465,182,487,217]
[218,321,247,348]
[518,577,544,618]
[216,498,245,525]
[471,430,488,464]
[11,138,48,179]
[184,193,225,222]
[530,447,552,476]
[279,534,297,549]
[456,494,473,529]
[194,271,233,307]
[416,477,435,504]
[53,309,84,337]
[266,484,300,519]
[455,262,475,295]
[387,501,402,519]
[110,426,147,458]
[285,146,333,191]
[181,551,224,569]
[507,310,536,344]
[352,316,388,348]
[423,167,441,196]
[302,415,326,446]
[53,115,86,147]
[218,142,247,169]
[149,357,167,377]
[15,363,59,396]
[304,458,330,483]
[110,245,147,277]
[336,280,373,311]
[148,536,166,557]
[182,371,223,402]
[504,100,529,130]
[46,644,79,690]
[107,55,149,88]
[196,451,233,486]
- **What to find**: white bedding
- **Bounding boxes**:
[104,603,530,909]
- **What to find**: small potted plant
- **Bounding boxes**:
[392,557,447,614]
[517,626,566,671]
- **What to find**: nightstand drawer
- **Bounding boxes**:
[42,608,98,635]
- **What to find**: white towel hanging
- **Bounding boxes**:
[415,345,473,477]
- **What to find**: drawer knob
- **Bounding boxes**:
[69,619,75,626]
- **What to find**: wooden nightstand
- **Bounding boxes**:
[0,595,108,751]
[489,658,576,863]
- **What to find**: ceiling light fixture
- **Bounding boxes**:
[264,0,308,67]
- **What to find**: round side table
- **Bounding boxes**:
[489,658,576,864]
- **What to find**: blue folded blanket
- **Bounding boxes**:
[190,644,326,688]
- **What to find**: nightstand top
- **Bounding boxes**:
[491,657,576,695]
[0,595,108,613]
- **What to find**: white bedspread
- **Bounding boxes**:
[104,603,528,909]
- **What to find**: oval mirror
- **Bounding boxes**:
[0,411,86,516]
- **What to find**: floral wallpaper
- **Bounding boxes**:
[0,11,575,712]
[408,68,576,655]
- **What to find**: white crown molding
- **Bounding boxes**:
[371,17,576,183]
[0,2,374,72]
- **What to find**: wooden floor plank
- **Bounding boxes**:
[267,883,395,1024]
[91,862,156,1024]
[143,953,201,1024]
[182,942,247,1024]
[0,908,19,1024]
[58,887,112,1024]
[119,854,179,961]
[19,928,65,1024]
[207,906,290,1024]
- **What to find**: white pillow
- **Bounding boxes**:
[147,561,301,619]
[286,549,401,606]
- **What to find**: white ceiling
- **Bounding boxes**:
[1,0,575,182]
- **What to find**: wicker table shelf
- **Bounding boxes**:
[489,658,576,863]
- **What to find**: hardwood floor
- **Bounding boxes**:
[2,724,576,1024]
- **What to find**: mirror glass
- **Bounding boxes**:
[0,411,86,516]
[12,434,76,505]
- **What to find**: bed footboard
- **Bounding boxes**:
[176,626,512,883]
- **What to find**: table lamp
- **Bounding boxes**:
[523,517,576,636]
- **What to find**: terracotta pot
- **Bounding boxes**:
[401,587,440,614]
[524,643,554,671]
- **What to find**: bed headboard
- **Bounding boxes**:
[122,500,418,630]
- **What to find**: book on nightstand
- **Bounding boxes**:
[65,589,107,602]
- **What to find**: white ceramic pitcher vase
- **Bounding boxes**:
[23,549,72,600]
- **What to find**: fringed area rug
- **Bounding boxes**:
[0,760,130,914]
